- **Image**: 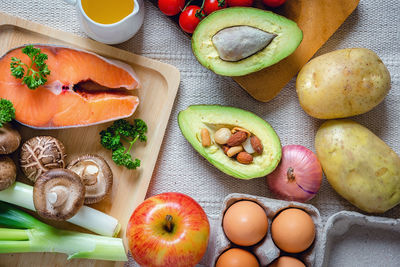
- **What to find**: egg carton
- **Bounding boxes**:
[317,211,400,267]
[206,193,323,267]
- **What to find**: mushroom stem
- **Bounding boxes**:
[47,186,68,207]
[67,155,113,205]
[47,192,58,205]
[164,215,173,233]
[82,165,99,186]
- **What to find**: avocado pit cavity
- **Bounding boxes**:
[212,26,277,62]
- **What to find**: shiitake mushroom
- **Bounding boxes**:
[67,154,113,204]
[33,168,85,221]
[0,156,17,190]
[18,137,113,220]
[0,123,21,155]
[20,136,66,183]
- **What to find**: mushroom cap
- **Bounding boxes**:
[33,168,85,221]
[0,156,16,190]
[20,136,66,183]
[67,154,113,204]
[0,123,21,155]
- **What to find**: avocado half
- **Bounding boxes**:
[192,7,303,76]
[178,105,282,179]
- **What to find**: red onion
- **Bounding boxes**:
[267,145,322,202]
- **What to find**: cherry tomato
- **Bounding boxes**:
[226,0,253,7]
[158,0,185,16]
[204,0,227,15]
[262,0,286,8]
[179,5,205,34]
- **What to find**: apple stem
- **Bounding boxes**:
[287,167,296,182]
[165,215,173,233]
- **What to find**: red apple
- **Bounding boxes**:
[127,192,210,267]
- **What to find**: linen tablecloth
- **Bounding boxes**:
[1,0,399,266]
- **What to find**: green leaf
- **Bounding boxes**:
[99,119,147,169]
[10,57,25,79]
[0,99,15,127]
[134,119,148,142]
[21,45,41,59]
[112,148,140,169]
[41,65,50,76]
[10,45,50,90]
[100,130,121,151]
[0,202,47,230]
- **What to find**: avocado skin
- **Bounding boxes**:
[178,105,282,179]
[191,7,303,76]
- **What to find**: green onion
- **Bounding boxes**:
[0,202,127,261]
[0,182,120,237]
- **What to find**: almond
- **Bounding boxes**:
[201,128,211,147]
[231,127,251,137]
[250,135,263,154]
[236,152,253,164]
[227,131,247,146]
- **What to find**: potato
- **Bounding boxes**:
[315,120,400,213]
[296,48,391,119]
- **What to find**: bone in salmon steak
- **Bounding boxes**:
[0,44,140,129]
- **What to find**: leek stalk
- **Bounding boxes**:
[0,182,120,237]
[0,202,127,261]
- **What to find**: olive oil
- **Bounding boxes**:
[82,0,134,25]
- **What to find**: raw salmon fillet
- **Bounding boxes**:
[0,45,140,129]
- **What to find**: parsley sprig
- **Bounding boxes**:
[100,119,147,169]
[0,99,15,128]
[10,45,51,90]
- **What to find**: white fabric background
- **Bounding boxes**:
[1,0,399,266]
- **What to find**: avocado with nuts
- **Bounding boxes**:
[178,105,282,179]
[191,7,303,76]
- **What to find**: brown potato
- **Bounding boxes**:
[296,48,391,119]
[315,120,400,213]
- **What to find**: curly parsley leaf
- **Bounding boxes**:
[10,45,51,90]
[112,147,141,170]
[100,119,147,169]
[0,99,15,128]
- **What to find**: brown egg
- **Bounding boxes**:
[269,256,306,267]
[223,200,268,246]
[271,208,315,253]
[216,248,259,267]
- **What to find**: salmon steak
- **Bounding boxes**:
[0,44,140,129]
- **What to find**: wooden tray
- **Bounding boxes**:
[148,0,359,102]
[0,12,180,267]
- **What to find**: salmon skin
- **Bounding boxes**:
[0,44,140,129]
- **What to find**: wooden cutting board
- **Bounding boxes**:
[0,12,180,267]
[236,0,360,101]
[148,0,360,102]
